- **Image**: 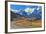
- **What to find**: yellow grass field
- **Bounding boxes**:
[32,20,42,28]
[11,17,42,29]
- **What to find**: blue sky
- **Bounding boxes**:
[10,4,39,10]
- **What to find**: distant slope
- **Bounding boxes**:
[11,10,41,21]
[11,11,23,21]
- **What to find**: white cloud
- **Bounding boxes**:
[37,7,40,10]
[25,8,35,13]
[11,9,20,13]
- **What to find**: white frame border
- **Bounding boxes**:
[7,2,44,32]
